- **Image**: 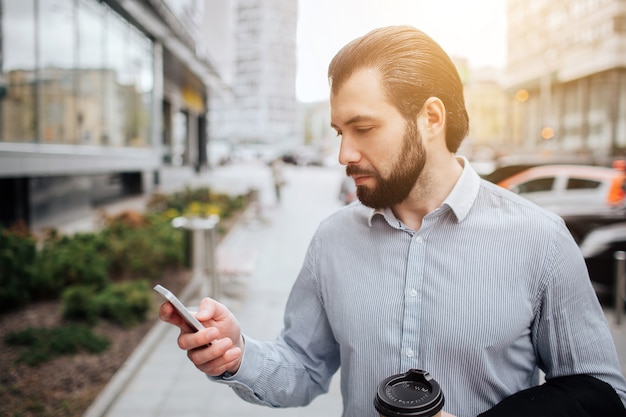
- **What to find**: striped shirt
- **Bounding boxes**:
[218,158,626,417]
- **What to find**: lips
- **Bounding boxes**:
[346,165,374,186]
[352,175,370,186]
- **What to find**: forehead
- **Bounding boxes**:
[330,68,398,127]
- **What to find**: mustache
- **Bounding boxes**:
[346,165,375,177]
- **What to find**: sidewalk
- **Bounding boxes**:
[83,163,346,417]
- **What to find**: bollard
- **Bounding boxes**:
[205,219,219,299]
[172,215,221,299]
[615,251,626,325]
[249,187,262,220]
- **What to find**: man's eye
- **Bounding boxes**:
[356,127,373,133]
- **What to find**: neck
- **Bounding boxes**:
[391,155,463,231]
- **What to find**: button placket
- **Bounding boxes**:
[400,232,426,369]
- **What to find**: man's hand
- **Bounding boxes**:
[159,297,244,376]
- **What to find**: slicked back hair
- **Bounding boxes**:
[328,26,469,153]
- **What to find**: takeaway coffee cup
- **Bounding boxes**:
[374,369,445,417]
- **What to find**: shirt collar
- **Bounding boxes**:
[367,156,481,227]
[442,156,481,223]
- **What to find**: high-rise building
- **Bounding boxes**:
[204,0,300,155]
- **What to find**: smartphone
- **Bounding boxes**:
[153,284,205,332]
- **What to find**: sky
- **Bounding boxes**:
[296,0,508,102]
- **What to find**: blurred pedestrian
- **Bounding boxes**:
[271,158,285,203]
[159,26,626,417]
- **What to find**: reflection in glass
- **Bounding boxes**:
[78,0,104,145]
[0,0,153,146]
[39,0,76,143]
[172,111,188,166]
[1,0,37,142]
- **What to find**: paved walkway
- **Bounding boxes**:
[80,161,626,417]
[83,162,346,417]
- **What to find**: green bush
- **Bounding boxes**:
[96,280,152,327]
[0,226,37,312]
[61,285,101,325]
[102,213,185,279]
[61,281,151,327]
[0,187,244,315]
[5,324,110,366]
[33,231,110,299]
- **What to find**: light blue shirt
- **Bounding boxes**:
[216,158,626,417]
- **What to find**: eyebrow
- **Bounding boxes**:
[330,114,378,130]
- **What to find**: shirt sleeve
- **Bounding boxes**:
[210,233,340,407]
[532,217,626,406]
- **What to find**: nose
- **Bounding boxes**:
[338,135,360,166]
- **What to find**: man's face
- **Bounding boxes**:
[348,120,426,208]
[330,68,426,209]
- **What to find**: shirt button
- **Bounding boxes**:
[409,289,417,297]
[406,348,414,358]
[415,236,423,244]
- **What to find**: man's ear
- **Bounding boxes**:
[417,97,446,135]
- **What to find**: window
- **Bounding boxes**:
[566,178,601,190]
[1,0,37,142]
[39,0,76,143]
[0,0,153,146]
[517,177,555,193]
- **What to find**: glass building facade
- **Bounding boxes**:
[0,0,220,232]
[1,0,154,147]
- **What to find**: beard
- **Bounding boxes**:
[346,119,426,209]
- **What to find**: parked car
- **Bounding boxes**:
[579,222,626,305]
[481,154,594,184]
[281,146,325,167]
[482,162,544,184]
[498,164,626,243]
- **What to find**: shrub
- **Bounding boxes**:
[0,225,37,312]
[32,231,110,299]
[61,285,101,325]
[61,281,151,327]
[5,324,110,366]
[95,281,152,327]
[102,212,185,279]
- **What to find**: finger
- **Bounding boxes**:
[188,335,232,362]
[196,297,218,321]
[201,355,243,377]
[160,302,190,330]
[159,302,195,333]
[158,301,175,322]
[178,328,217,351]
[192,342,243,376]
[189,336,234,365]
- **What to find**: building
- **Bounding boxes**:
[205,0,300,156]
[505,0,626,163]
[0,0,227,232]
[463,67,508,151]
